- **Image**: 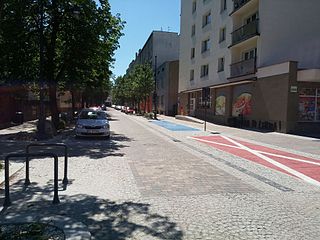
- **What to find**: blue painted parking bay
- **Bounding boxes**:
[151,120,200,132]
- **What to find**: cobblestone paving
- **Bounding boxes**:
[1,109,320,239]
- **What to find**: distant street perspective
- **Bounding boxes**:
[1,0,320,239]
[1,108,320,239]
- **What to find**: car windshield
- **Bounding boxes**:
[79,111,106,120]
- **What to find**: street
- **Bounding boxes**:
[1,108,320,239]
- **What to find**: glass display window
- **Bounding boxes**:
[298,88,320,122]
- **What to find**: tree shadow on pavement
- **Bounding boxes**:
[0,131,37,141]
[63,132,132,159]
[0,132,132,163]
[0,180,183,240]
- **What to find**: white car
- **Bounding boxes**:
[75,109,110,139]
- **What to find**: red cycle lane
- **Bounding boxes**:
[191,135,320,187]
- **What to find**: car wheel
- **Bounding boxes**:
[105,134,110,140]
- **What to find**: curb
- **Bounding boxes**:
[0,162,24,187]
[175,115,204,124]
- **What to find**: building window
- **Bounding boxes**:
[245,12,259,24]
[219,27,226,43]
[201,38,210,53]
[242,48,257,60]
[218,57,224,72]
[220,0,227,12]
[190,69,194,81]
[191,47,195,59]
[299,88,320,122]
[192,1,197,13]
[202,12,211,27]
[200,64,209,77]
[191,24,196,36]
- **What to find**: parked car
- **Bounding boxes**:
[115,105,122,110]
[125,107,135,114]
[121,106,127,112]
[75,108,110,139]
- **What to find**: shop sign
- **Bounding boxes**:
[290,86,298,93]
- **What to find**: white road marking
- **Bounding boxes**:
[190,136,320,187]
[189,136,320,166]
[220,135,320,187]
[188,136,242,149]
[259,152,320,166]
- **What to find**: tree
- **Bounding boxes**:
[0,0,124,128]
[112,64,154,113]
[131,64,154,112]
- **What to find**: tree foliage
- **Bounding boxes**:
[0,0,125,126]
[112,64,154,112]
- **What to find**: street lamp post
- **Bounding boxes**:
[153,55,158,120]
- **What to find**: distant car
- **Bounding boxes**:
[75,109,110,139]
[125,107,135,114]
[115,105,122,110]
[121,106,127,112]
[101,105,107,111]
[111,104,116,108]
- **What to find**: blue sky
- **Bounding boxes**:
[109,0,181,78]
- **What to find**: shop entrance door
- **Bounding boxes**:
[190,98,196,116]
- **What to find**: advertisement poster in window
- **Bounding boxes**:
[215,95,226,115]
[232,93,252,116]
[299,97,316,121]
[317,97,320,121]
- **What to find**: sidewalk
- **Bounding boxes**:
[157,114,320,156]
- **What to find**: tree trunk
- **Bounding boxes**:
[49,84,59,128]
[47,79,60,130]
[71,89,75,117]
[137,99,140,113]
[46,0,60,130]
[144,97,147,113]
[0,0,4,21]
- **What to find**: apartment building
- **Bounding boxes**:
[128,31,179,73]
[127,31,180,113]
[179,0,320,133]
[156,60,179,116]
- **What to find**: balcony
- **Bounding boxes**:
[230,58,256,78]
[233,0,251,13]
[230,19,259,47]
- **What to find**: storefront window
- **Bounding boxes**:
[232,93,252,117]
[298,88,320,122]
[317,97,320,121]
[215,95,226,115]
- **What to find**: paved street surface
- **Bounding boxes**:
[1,108,320,239]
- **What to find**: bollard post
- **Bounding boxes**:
[62,146,68,185]
[53,155,60,204]
[26,143,69,185]
[25,150,31,186]
[4,156,11,207]
[3,153,60,207]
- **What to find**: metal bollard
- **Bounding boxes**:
[4,153,60,207]
[25,143,68,186]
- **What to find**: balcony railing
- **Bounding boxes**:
[233,0,251,12]
[230,58,256,78]
[231,19,259,46]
